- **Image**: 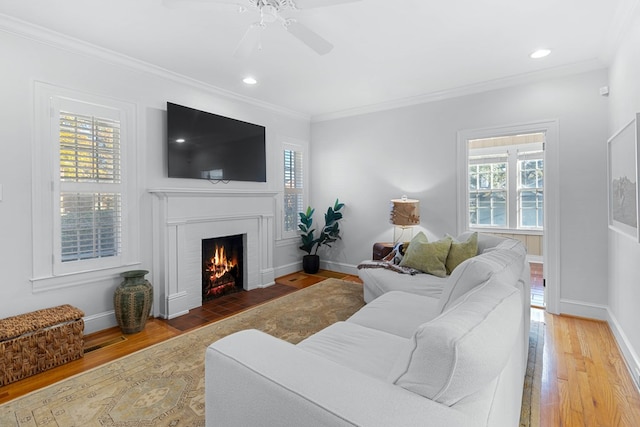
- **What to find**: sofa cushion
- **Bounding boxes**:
[478,241,526,286]
[347,291,440,338]
[436,238,526,314]
[388,279,522,406]
[297,321,408,381]
[445,232,478,274]
[359,267,448,303]
[435,255,495,314]
[400,235,452,278]
[457,231,508,254]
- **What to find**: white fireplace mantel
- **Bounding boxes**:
[149,188,278,319]
[149,188,280,198]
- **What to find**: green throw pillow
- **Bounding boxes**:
[445,232,479,274]
[400,235,452,278]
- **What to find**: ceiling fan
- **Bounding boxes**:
[163,0,361,57]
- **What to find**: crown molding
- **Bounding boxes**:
[0,13,310,122]
[311,59,608,123]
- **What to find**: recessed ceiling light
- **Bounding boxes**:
[243,76,258,85]
[176,138,185,143]
[530,49,551,59]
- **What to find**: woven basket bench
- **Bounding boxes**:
[0,304,85,386]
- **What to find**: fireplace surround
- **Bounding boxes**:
[150,189,277,319]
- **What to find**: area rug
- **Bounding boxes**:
[0,278,364,426]
[520,320,545,427]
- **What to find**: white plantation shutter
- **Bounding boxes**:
[58,112,123,263]
[281,140,308,240]
[284,148,304,233]
[59,192,121,261]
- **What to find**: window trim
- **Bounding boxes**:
[278,137,309,242]
[456,119,561,315]
[32,82,140,291]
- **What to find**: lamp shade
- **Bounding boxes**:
[389,196,420,226]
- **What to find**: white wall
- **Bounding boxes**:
[607,9,640,386]
[0,24,310,333]
[311,69,610,314]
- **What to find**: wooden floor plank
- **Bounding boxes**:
[540,313,640,427]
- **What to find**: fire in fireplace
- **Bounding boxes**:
[202,234,243,302]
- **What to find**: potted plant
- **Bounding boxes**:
[298,199,345,274]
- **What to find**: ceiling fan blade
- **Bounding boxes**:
[233,24,264,58]
[162,0,244,12]
[294,0,361,9]
[285,20,333,55]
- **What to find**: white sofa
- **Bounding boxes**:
[359,232,527,303]
[205,234,529,427]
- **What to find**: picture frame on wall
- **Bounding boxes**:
[608,113,640,241]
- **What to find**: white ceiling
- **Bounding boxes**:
[0,0,635,118]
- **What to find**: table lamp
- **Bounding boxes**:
[389,195,420,243]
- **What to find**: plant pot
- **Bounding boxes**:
[114,270,153,334]
[302,254,320,274]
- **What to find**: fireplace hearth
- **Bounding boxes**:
[202,234,244,302]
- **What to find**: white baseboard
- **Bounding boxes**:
[274,260,359,278]
[83,310,117,335]
[320,260,358,276]
[559,298,608,320]
[259,268,275,289]
[274,261,302,279]
[165,291,190,319]
[607,309,640,391]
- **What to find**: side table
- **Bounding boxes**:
[372,242,394,260]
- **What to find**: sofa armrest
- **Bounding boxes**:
[205,329,478,427]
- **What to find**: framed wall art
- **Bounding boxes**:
[608,113,640,241]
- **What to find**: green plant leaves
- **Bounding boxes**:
[299,199,344,255]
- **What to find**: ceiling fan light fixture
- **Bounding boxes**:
[243,76,258,85]
[530,48,551,59]
[260,5,278,23]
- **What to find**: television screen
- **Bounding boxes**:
[167,102,266,182]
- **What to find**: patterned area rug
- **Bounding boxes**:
[520,320,545,427]
[0,279,365,426]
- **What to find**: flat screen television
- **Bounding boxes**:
[167,102,266,182]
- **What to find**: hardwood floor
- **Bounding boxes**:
[537,309,640,426]
[2,270,640,427]
[0,270,357,405]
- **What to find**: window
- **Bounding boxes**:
[466,133,544,231]
[33,83,138,289]
[281,140,308,240]
[468,157,507,227]
[518,154,544,228]
[59,112,122,262]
